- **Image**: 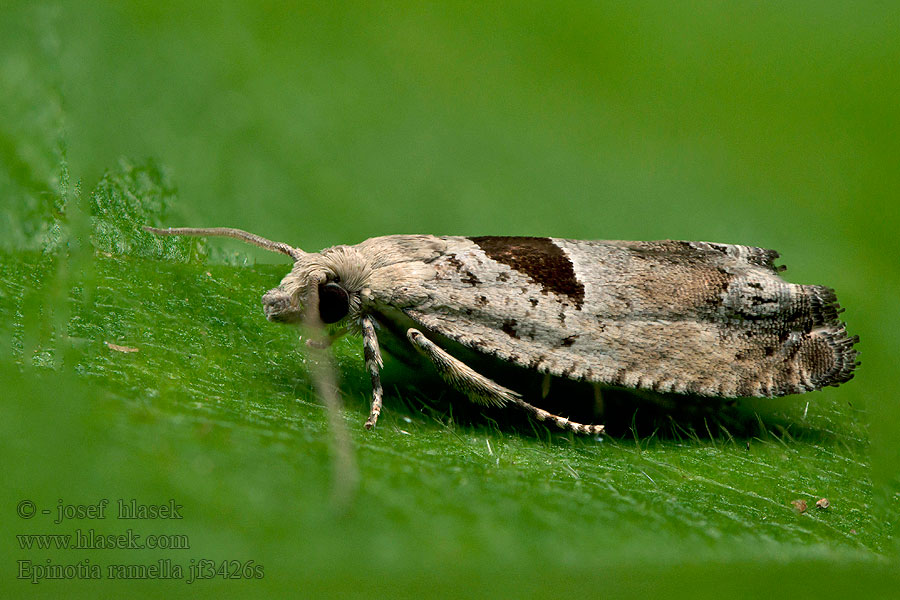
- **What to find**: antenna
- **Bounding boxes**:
[143,226,304,261]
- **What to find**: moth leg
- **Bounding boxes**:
[406,329,605,436]
[406,329,516,408]
[593,384,604,417]
[361,315,384,430]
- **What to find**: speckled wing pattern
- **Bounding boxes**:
[400,236,858,398]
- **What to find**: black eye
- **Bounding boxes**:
[318,282,350,324]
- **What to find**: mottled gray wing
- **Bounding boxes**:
[402,236,858,398]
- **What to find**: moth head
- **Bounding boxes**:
[143,225,367,327]
[263,245,367,325]
[262,274,354,325]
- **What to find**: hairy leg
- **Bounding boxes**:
[361,316,384,430]
[406,328,604,436]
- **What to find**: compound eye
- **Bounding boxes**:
[318,282,350,324]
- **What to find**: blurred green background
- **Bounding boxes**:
[2,1,898,597]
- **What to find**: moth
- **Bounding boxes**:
[145,227,859,436]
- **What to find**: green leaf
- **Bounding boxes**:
[2,3,897,598]
[90,157,202,262]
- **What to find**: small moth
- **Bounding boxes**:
[145,227,859,436]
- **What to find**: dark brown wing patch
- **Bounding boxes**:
[637,240,782,272]
[469,236,585,308]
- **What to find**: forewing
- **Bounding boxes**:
[402,237,857,398]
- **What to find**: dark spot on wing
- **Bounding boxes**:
[443,255,481,286]
[640,240,782,270]
[704,267,731,307]
[560,334,578,347]
[469,236,585,308]
[501,319,519,339]
[736,380,758,397]
[529,354,547,370]
[461,271,481,286]
[477,295,489,306]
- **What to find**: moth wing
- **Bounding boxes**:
[399,237,857,398]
